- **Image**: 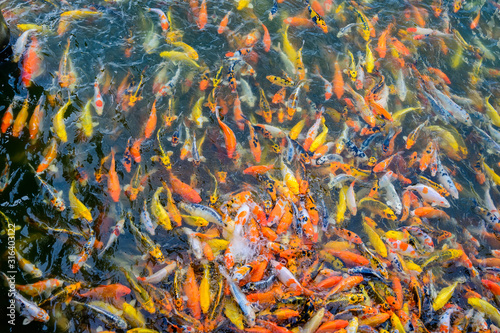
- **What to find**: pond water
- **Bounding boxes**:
[1,0,500,332]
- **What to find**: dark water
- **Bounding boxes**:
[1,0,500,332]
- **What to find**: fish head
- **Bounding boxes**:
[217,172,227,183]
[164,116,177,127]
[348,294,365,303]
[349,70,357,81]
[150,246,165,263]
[35,309,50,322]
[117,286,132,297]
[209,194,219,206]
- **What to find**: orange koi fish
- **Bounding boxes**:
[190,0,200,21]
[272,87,286,105]
[1,102,14,134]
[401,190,411,221]
[21,36,43,87]
[376,23,393,58]
[184,264,201,319]
[78,284,131,299]
[313,275,343,289]
[144,99,158,139]
[303,114,323,151]
[248,122,261,163]
[169,171,202,203]
[471,10,481,29]
[482,279,500,296]
[233,94,245,131]
[368,99,393,122]
[37,138,57,173]
[333,60,344,99]
[413,206,450,219]
[131,137,144,163]
[331,227,362,244]
[428,67,451,85]
[390,37,410,57]
[276,207,294,234]
[411,4,426,27]
[261,23,271,52]
[316,320,349,333]
[406,120,428,149]
[243,165,274,177]
[197,0,207,30]
[283,17,314,27]
[29,97,44,140]
[215,108,236,159]
[311,0,325,16]
[419,141,435,172]
[218,11,231,34]
[373,153,397,173]
[108,149,120,202]
[324,276,364,298]
[325,250,369,266]
[245,30,261,48]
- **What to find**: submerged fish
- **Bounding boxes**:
[4,1,500,333]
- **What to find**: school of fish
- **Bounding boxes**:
[2,0,500,332]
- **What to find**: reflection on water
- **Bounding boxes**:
[1,0,500,332]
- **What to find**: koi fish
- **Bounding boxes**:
[215,107,236,159]
[12,98,29,138]
[52,99,71,142]
[21,36,43,87]
[12,290,49,325]
[69,181,92,222]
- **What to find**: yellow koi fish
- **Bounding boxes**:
[52,99,71,142]
[69,181,92,222]
[159,51,200,68]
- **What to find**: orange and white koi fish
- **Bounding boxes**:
[16,278,63,297]
[270,260,311,295]
[37,138,57,173]
[72,230,95,274]
[21,36,43,87]
[147,7,170,32]
[93,79,104,115]
[12,98,29,138]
